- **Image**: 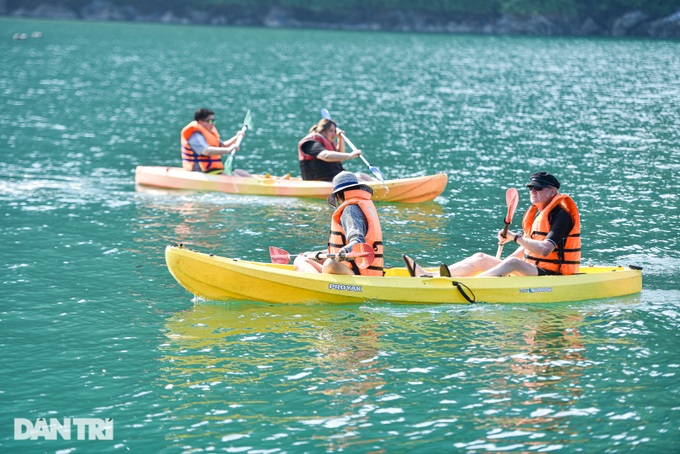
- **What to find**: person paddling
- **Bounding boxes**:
[294,172,384,276]
[297,117,373,182]
[180,108,248,175]
[404,171,581,277]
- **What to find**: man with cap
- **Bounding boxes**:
[404,171,581,277]
[294,171,384,276]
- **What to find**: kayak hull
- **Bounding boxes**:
[165,245,642,305]
[135,166,447,203]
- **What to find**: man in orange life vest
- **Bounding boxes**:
[405,171,581,277]
[180,108,245,174]
[297,118,370,182]
[294,172,384,276]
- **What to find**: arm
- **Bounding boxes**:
[305,204,366,262]
[202,145,239,156]
[501,209,574,258]
[514,233,555,257]
[203,132,242,155]
[336,131,346,153]
[189,131,240,157]
[316,149,361,162]
[497,228,556,257]
[339,205,368,252]
[305,139,360,162]
[219,130,245,148]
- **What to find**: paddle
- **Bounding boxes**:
[320,108,385,182]
[269,243,375,269]
[225,109,253,175]
[495,187,520,259]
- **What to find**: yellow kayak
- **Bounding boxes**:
[135,166,447,203]
[165,245,642,305]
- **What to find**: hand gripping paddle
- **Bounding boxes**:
[269,243,375,269]
[495,187,520,259]
[225,109,253,175]
[320,108,385,182]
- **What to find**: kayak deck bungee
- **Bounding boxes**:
[135,166,447,203]
[165,244,643,305]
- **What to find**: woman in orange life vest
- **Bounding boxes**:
[294,171,384,276]
[180,108,246,174]
[298,118,373,182]
[404,171,581,277]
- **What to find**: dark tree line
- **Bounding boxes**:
[8,0,679,20]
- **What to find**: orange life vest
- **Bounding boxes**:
[297,133,337,161]
[180,121,223,173]
[521,193,581,275]
[328,189,384,276]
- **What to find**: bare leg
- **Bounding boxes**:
[477,257,539,277]
[447,253,501,277]
[294,255,356,275]
[293,255,323,273]
[322,258,356,275]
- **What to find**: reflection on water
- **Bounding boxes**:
[473,308,589,450]
[152,297,659,451]
[157,303,389,450]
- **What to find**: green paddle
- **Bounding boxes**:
[320,108,385,182]
[225,109,253,175]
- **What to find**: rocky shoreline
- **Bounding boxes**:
[4,1,680,38]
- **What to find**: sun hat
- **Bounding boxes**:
[526,171,560,190]
[327,171,373,207]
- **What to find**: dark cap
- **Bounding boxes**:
[526,171,560,190]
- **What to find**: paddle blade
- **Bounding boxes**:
[505,187,520,224]
[320,108,332,120]
[269,246,291,264]
[369,165,385,182]
[243,109,253,131]
[347,243,375,269]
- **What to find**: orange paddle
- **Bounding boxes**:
[495,187,520,259]
[269,243,375,269]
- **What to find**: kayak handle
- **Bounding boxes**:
[452,281,476,303]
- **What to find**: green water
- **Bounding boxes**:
[2,17,679,453]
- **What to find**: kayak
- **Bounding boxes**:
[165,244,643,305]
[135,166,447,203]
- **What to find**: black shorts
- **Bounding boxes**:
[536,267,560,276]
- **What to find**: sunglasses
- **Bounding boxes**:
[205,118,215,124]
[528,186,545,192]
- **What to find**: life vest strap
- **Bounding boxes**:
[527,255,581,265]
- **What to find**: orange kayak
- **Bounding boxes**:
[134,166,447,203]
